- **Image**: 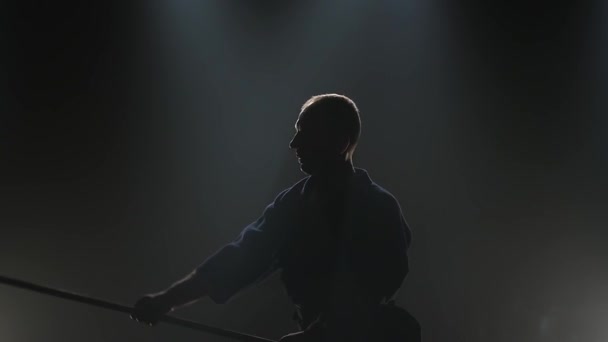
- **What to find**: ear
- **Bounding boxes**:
[338,138,351,155]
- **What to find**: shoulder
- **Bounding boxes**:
[352,168,401,211]
[364,181,403,215]
[362,178,412,244]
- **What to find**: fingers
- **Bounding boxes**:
[131,295,163,326]
[130,309,158,326]
[130,313,155,326]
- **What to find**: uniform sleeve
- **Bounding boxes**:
[193,189,290,304]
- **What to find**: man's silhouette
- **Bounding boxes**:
[131,94,415,341]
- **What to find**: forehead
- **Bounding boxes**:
[295,109,322,129]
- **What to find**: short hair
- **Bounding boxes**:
[300,94,361,153]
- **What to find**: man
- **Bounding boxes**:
[131,94,414,341]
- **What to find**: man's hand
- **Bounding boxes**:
[130,293,173,326]
[131,270,211,326]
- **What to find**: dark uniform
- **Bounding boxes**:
[194,168,412,340]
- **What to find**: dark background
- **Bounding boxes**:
[2,1,607,341]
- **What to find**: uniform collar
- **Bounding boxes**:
[300,167,372,197]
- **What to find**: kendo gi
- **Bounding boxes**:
[194,168,411,340]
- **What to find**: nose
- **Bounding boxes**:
[289,132,299,150]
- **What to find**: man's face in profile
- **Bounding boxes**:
[289,109,345,175]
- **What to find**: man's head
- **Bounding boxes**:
[289,94,361,175]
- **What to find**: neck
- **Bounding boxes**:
[312,160,355,190]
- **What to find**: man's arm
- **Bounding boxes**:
[131,189,291,325]
[131,270,211,325]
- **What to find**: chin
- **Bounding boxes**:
[299,162,315,175]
